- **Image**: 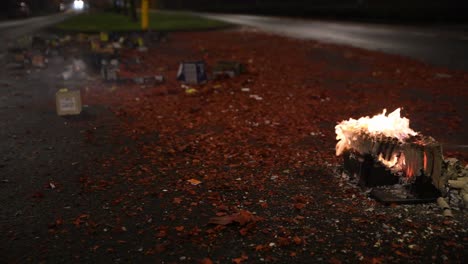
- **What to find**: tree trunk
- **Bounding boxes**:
[114,0,121,13]
[130,0,138,21]
[124,0,130,15]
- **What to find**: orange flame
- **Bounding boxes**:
[377,154,398,168]
[423,152,427,171]
[335,108,417,156]
[406,166,414,178]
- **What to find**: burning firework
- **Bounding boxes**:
[335,108,444,203]
[335,108,417,156]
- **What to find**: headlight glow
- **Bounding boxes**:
[73,0,84,10]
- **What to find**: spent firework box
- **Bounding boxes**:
[55,89,82,116]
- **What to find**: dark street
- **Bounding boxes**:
[200,13,468,71]
[0,12,73,52]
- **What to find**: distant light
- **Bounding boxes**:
[73,0,84,10]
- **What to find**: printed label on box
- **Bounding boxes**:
[59,97,77,111]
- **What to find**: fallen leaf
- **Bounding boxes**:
[294,203,306,210]
[232,253,248,264]
[329,257,342,264]
[187,178,202,185]
[293,236,302,245]
[209,210,262,226]
[200,258,213,264]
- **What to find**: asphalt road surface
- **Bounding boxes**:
[0,12,73,52]
[199,13,468,71]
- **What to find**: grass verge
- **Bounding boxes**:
[55,11,231,32]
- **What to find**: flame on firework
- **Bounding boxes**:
[335,108,417,156]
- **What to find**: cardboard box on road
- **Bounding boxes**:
[55,89,82,116]
[177,61,207,85]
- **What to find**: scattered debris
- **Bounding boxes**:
[131,75,164,85]
[437,197,453,217]
[435,73,452,79]
[249,94,263,101]
[443,158,468,209]
[213,61,246,79]
[185,88,198,95]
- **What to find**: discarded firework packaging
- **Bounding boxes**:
[121,57,141,69]
[336,108,442,204]
[60,35,72,44]
[15,36,32,50]
[90,36,115,54]
[96,44,115,55]
[213,61,246,79]
[105,32,116,42]
[138,46,148,52]
[88,47,117,72]
[31,54,46,68]
[76,33,89,43]
[100,32,109,42]
[56,89,82,116]
[112,42,122,49]
[6,51,26,69]
[32,36,47,51]
[123,33,144,49]
[127,38,147,51]
[145,31,169,44]
[12,52,27,63]
[132,75,165,85]
[90,39,100,51]
[137,37,144,47]
[177,61,207,85]
[101,59,120,81]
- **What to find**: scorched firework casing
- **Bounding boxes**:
[342,133,444,190]
[336,108,444,200]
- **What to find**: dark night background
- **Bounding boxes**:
[1,0,61,17]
